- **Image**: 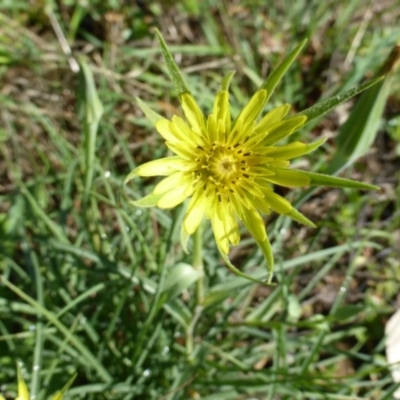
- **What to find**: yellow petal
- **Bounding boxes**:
[155,118,180,142]
[171,116,202,146]
[242,130,268,148]
[217,118,227,143]
[230,192,245,218]
[157,116,203,146]
[233,185,253,210]
[157,183,193,208]
[262,138,326,160]
[225,205,240,245]
[180,93,206,133]
[254,104,291,134]
[184,192,207,235]
[248,166,275,177]
[227,118,256,147]
[241,180,265,199]
[206,113,218,143]
[215,196,240,245]
[262,115,307,145]
[212,90,231,132]
[125,157,193,182]
[154,172,186,194]
[243,155,273,166]
[17,366,29,400]
[210,211,230,254]
[166,141,198,160]
[234,89,267,130]
[206,113,227,144]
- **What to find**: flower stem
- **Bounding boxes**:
[192,222,204,305]
[186,224,204,360]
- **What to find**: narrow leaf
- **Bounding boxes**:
[124,157,186,184]
[328,45,400,173]
[155,28,189,96]
[21,186,68,243]
[2,277,112,382]
[79,60,103,124]
[261,38,308,102]
[78,59,104,203]
[298,77,384,125]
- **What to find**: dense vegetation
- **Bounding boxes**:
[1,1,399,399]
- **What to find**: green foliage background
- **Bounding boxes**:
[0,0,400,399]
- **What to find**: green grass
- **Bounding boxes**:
[1,1,400,399]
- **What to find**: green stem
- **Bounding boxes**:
[192,223,204,305]
[185,305,203,363]
[186,224,205,360]
[29,243,44,399]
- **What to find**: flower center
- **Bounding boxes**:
[194,141,256,194]
[218,154,237,173]
[208,148,238,182]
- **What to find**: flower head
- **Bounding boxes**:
[125,31,379,282]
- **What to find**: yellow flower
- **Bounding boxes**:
[125,31,379,282]
[0,366,76,400]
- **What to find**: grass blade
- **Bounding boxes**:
[1,276,112,383]
[328,45,400,173]
[78,60,103,203]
